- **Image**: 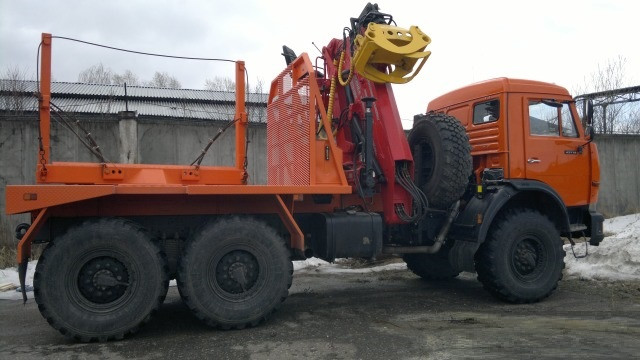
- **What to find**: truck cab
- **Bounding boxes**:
[423,78,604,278]
[428,77,600,208]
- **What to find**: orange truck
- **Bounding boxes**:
[5,3,603,341]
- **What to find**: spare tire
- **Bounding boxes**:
[409,113,471,209]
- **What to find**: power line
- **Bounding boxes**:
[51,36,237,63]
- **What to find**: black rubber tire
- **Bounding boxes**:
[409,113,472,209]
[404,252,460,280]
[177,217,292,329]
[34,218,169,342]
[475,210,565,303]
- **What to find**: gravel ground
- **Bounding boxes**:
[1,265,639,359]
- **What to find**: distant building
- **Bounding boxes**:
[0,79,267,122]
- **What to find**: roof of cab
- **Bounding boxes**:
[428,78,571,111]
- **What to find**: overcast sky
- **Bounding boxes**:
[1,0,638,124]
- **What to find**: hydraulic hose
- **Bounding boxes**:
[326,60,338,125]
[337,50,355,86]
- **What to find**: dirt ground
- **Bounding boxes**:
[1,264,639,359]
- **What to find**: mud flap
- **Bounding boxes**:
[13,209,50,304]
[18,260,28,304]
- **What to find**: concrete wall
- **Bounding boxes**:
[593,135,640,217]
[0,113,267,243]
[135,117,267,183]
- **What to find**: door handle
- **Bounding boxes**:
[527,158,541,164]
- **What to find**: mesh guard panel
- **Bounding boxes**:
[267,71,311,186]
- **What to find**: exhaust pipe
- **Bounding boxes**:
[383,200,460,254]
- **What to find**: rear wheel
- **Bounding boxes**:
[177,217,292,329]
[409,113,471,209]
[34,218,169,342]
[475,210,565,303]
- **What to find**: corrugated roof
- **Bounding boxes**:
[0,79,267,103]
[0,79,267,122]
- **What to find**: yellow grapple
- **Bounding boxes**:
[352,23,431,84]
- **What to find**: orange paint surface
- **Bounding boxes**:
[428,77,599,207]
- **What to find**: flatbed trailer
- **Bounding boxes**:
[7,34,358,265]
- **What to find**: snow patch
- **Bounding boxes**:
[0,261,37,301]
[294,258,406,273]
[293,257,331,271]
[564,213,640,281]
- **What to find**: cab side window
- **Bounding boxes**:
[473,99,499,125]
[529,100,579,137]
[529,101,559,136]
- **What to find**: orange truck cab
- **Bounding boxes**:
[425,78,604,269]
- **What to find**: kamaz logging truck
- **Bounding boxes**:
[5,3,604,341]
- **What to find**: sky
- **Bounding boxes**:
[1,0,638,125]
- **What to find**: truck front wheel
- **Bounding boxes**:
[177,218,292,329]
[475,210,565,303]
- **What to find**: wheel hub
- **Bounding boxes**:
[514,240,539,275]
[78,256,129,304]
[215,250,259,294]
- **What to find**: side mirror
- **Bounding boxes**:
[585,124,595,140]
[585,100,595,140]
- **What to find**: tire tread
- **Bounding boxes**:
[410,113,472,209]
[34,218,169,342]
[177,217,292,330]
[475,210,565,303]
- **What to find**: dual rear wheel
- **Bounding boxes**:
[177,218,293,329]
[34,219,169,342]
[35,217,292,341]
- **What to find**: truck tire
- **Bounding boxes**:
[34,218,169,342]
[177,217,292,329]
[475,210,565,303]
[404,252,460,280]
[409,113,471,209]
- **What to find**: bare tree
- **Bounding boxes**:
[78,63,114,84]
[112,70,141,86]
[252,78,264,94]
[574,56,635,134]
[204,76,236,92]
[0,66,31,114]
[614,106,640,134]
[79,65,167,87]
[146,72,181,88]
[204,76,265,94]
[204,76,267,122]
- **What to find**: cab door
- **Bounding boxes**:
[523,97,590,206]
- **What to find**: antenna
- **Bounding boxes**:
[312,42,322,55]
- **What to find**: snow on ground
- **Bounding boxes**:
[0,261,36,301]
[1,213,638,301]
[564,213,640,281]
[294,257,407,273]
